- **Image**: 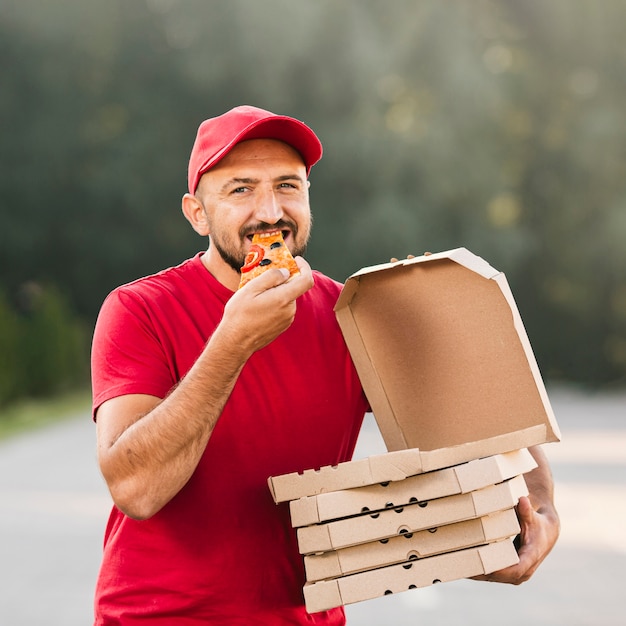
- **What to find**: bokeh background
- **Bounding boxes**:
[1,4,626,626]
[1,0,626,406]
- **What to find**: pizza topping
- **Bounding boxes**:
[259,258,272,266]
[270,241,282,249]
[241,245,264,272]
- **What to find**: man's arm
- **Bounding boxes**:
[96,262,313,521]
[475,444,560,584]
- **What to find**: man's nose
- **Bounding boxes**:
[254,188,283,224]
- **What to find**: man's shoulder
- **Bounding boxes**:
[302,271,344,312]
[310,270,343,293]
[119,255,200,294]
[100,254,208,316]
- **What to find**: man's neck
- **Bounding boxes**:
[200,246,241,292]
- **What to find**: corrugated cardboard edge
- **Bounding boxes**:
[472,474,528,517]
[268,448,425,503]
[339,248,501,282]
[455,447,537,493]
[493,272,561,443]
[303,538,519,613]
[335,295,407,449]
[418,427,546,474]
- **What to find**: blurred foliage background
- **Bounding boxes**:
[1,0,625,408]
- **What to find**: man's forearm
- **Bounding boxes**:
[98,323,251,520]
[525,445,559,521]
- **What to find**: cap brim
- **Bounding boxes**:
[194,116,322,190]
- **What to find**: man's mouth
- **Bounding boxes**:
[245,229,291,242]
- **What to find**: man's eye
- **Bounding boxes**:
[279,182,296,189]
[232,187,248,194]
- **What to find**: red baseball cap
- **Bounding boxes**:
[187,105,323,193]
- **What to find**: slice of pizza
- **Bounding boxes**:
[238,230,300,289]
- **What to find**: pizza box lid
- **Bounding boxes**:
[334,247,561,458]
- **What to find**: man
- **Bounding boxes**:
[91,105,559,624]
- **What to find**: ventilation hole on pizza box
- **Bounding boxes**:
[394,506,404,514]
[418,501,428,508]
[402,532,413,539]
[408,497,418,504]
[408,585,417,590]
[384,590,393,595]
[379,538,389,544]
[370,512,380,519]
[360,507,370,514]
[432,579,442,584]
[402,563,413,570]
[427,527,438,534]
[385,502,394,508]
[380,481,390,487]
[399,527,411,535]
[408,554,418,561]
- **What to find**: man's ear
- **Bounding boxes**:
[182,193,210,236]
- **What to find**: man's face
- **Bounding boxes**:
[195,139,312,274]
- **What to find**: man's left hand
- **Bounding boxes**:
[473,494,560,585]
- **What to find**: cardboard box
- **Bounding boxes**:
[297,474,527,555]
[289,448,536,527]
[303,538,519,613]
[334,248,560,466]
[304,507,520,582]
[268,448,426,504]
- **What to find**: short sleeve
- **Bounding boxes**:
[91,287,176,419]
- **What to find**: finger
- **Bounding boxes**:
[294,255,312,275]
[472,497,541,584]
[241,267,291,294]
[241,257,313,299]
[390,254,417,263]
[516,496,534,526]
[282,257,314,296]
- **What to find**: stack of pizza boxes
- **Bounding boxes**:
[268,249,561,613]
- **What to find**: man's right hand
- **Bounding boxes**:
[221,256,314,356]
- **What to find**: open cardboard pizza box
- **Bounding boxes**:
[334,247,560,465]
[268,248,559,504]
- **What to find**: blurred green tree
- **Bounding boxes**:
[0,0,625,390]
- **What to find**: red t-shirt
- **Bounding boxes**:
[91,253,368,625]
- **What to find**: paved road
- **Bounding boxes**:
[0,387,624,625]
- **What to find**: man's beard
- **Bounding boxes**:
[211,219,309,274]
